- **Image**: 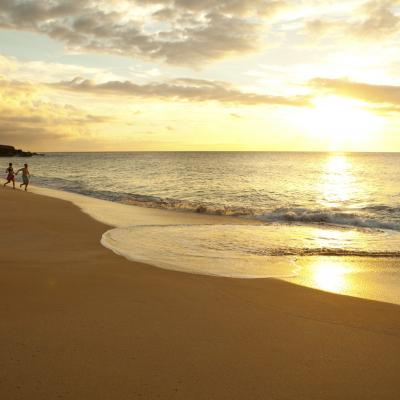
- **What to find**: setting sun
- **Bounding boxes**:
[303,96,384,150]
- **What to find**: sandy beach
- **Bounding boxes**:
[1,186,400,400]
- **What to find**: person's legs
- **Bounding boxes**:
[22,177,29,191]
[4,179,10,187]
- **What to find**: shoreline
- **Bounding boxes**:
[1,186,400,399]
[30,185,400,304]
[30,184,251,227]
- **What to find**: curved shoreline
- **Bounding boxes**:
[29,185,400,305]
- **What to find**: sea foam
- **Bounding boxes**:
[101,224,400,278]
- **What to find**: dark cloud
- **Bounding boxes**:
[149,12,262,65]
[51,76,311,107]
[0,0,286,66]
[0,0,85,28]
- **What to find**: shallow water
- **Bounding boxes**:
[101,223,400,277]
[31,186,400,304]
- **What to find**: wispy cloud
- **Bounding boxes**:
[0,54,118,83]
[50,76,311,107]
[311,77,400,113]
[304,0,400,40]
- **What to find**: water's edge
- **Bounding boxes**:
[29,185,400,305]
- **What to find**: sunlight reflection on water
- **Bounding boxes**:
[308,260,351,293]
[319,154,358,208]
[288,257,400,304]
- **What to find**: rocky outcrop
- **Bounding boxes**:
[0,144,44,157]
[0,145,15,156]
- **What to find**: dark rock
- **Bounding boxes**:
[0,144,43,157]
[0,145,16,156]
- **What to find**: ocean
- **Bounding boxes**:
[10,151,400,303]
[19,151,400,230]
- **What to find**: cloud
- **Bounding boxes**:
[0,125,67,147]
[305,18,344,37]
[0,54,119,83]
[354,0,400,38]
[0,76,114,149]
[50,76,310,107]
[310,77,400,113]
[366,104,400,114]
[304,0,400,40]
[0,0,287,66]
[137,0,285,18]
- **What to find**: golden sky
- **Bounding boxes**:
[0,0,399,151]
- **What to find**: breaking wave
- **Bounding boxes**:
[99,193,400,232]
[257,208,400,232]
[32,176,400,232]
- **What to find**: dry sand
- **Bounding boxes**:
[1,186,400,399]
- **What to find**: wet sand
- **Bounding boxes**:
[1,186,400,399]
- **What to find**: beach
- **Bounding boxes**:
[1,186,400,400]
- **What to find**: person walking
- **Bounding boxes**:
[3,162,15,189]
[16,163,30,191]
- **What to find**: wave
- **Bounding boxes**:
[113,197,400,233]
[360,204,400,213]
[122,195,254,217]
[257,208,400,231]
[32,177,400,232]
[120,195,400,232]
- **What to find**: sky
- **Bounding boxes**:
[0,0,400,152]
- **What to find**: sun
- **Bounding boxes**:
[302,96,383,151]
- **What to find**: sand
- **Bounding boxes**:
[1,186,400,400]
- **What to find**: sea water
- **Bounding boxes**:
[21,152,400,229]
[17,152,400,303]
